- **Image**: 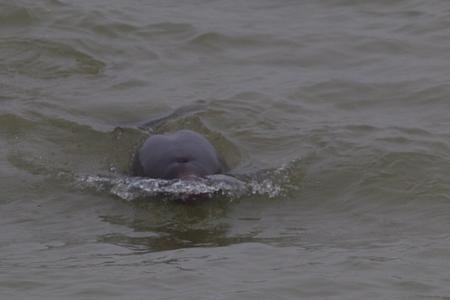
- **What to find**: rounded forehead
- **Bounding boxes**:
[141,130,217,158]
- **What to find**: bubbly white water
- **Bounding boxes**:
[80,174,281,201]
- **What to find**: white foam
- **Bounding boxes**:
[79,173,281,201]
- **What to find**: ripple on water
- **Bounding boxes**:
[0,4,37,27]
[0,38,105,79]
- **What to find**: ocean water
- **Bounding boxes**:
[1,0,450,299]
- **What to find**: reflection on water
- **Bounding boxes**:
[98,201,236,252]
[79,162,289,253]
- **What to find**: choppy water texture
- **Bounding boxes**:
[2,0,450,299]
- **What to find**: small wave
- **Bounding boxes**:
[79,174,281,202]
[0,38,105,79]
[0,4,37,27]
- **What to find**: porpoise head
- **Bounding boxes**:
[131,130,227,180]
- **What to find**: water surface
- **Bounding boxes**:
[1,0,450,299]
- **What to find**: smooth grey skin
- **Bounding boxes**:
[131,130,228,179]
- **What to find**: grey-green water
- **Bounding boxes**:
[1,0,450,299]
